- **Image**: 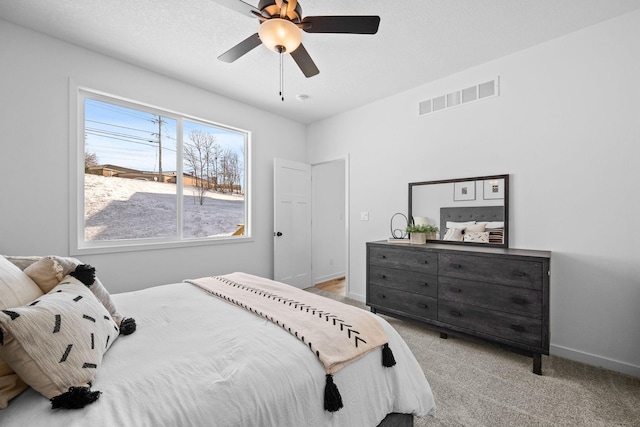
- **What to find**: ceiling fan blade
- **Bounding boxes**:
[290,43,319,78]
[218,33,262,63]
[212,0,267,19]
[301,16,380,34]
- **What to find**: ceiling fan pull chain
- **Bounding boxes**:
[280,52,285,101]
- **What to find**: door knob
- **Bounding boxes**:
[274,231,283,237]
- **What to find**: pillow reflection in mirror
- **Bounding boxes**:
[446,221,475,229]
[413,217,429,226]
[485,221,504,229]
[464,231,490,243]
[443,228,464,241]
[487,227,504,244]
[465,223,486,232]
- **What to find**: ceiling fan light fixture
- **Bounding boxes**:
[258,18,302,54]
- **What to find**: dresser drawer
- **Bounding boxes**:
[369,246,437,274]
[369,284,437,321]
[369,265,437,298]
[439,253,543,290]
[439,276,541,319]
[438,300,542,348]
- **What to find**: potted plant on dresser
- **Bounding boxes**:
[405,224,439,244]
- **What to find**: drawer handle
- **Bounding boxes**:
[379,274,387,279]
[512,270,527,277]
[455,288,462,293]
[449,310,462,317]
[421,304,429,310]
[381,255,387,259]
[379,294,386,299]
[423,282,430,287]
[450,263,463,269]
[511,297,527,305]
[422,260,429,264]
[510,324,526,333]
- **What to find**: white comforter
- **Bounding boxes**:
[0,282,435,426]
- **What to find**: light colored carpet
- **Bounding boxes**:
[305,287,640,427]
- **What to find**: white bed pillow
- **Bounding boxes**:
[0,255,44,408]
[0,256,43,310]
[442,228,465,241]
[445,221,475,229]
[464,223,486,232]
[23,257,64,292]
[0,277,119,407]
[485,221,504,229]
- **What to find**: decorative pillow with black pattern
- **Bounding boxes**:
[0,276,120,409]
[23,257,136,336]
[23,256,122,322]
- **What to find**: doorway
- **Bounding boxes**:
[311,158,347,296]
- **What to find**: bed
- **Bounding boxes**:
[0,255,435,426]
[440,206,505,244]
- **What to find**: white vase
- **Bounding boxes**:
[410,232,427,244]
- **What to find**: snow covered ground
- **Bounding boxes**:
[84,174,245,241]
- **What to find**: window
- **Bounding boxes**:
[73,88,250,254]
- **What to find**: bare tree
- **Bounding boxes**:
[184,130,218,205]
[210,144,224,191]
[225,149,241,194]
[85,152,99,172]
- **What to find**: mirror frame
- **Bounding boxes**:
[408,173,510,248]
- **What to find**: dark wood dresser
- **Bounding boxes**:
[366,241,551,374]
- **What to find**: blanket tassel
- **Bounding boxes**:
[382,343,396,367]
[324,374,343,412]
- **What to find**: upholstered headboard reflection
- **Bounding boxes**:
[440,206,504,243]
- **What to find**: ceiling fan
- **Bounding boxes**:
[216,0,381,78]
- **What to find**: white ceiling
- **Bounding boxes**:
[2,0,640,124]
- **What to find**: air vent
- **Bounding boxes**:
[418,77,500,116]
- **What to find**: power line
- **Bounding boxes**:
[86,119,159,135]
[86,99,154,121]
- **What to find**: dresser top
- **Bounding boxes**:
[369,240,551,259]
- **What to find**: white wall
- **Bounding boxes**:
[0,20,306,292]
[307,10,640,376]
[1,10,639,378]
[311,160,346,284]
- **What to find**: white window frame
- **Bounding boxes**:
[69,82,252,255]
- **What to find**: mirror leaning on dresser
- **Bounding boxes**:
[374,174,550,374]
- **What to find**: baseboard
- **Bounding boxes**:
[551,344,640,378]
[348,291,366,303]
[313,272,345,286]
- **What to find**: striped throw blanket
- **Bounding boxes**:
[186,272,396,411]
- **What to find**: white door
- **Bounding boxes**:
[273,158,311,288]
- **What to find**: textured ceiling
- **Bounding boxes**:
[1,0,639,124]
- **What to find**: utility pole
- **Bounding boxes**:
[150,116,163,181]
[157,116,163,182]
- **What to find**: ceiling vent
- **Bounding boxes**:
[419,77,500,116]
